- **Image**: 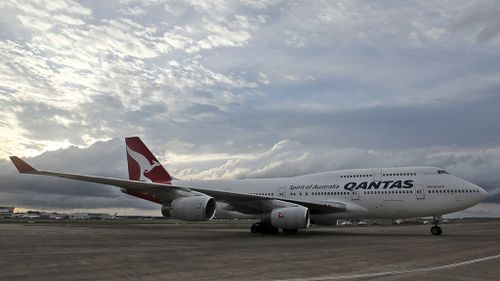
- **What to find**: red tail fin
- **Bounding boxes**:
[125,137,172,183]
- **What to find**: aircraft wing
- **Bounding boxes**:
[10,156,351,214]
[180,186,349,214]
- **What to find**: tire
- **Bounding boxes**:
[431,226,442,236]
[250,223,260,234]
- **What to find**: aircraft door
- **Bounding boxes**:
[278,187,287,198]
[351,190,360,200]
[455,190,461,202]
[372,169,382,181]
[415,185,425,199]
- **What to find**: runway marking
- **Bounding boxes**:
[274,253,500,281]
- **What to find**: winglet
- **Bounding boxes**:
[9,156,37,173]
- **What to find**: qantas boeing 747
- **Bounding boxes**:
[10,137,487,235]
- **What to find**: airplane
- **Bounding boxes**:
[10,137,488,235]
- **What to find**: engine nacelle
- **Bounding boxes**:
[162,196,216,221]
[263,207,310,229]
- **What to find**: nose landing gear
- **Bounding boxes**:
[431,225,442,235]
[430,216,442,235]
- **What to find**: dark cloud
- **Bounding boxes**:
[450,2,500,43]
[0,139,128,209]
[184,102,221,116]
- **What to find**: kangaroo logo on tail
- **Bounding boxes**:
[125,137,172,183]
[126,145,161,182]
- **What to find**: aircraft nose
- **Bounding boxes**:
[478,186,488,201]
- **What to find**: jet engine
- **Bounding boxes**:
[162,196,216,221]
[263,207,310,229]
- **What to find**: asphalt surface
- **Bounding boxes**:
[0,219,499,281]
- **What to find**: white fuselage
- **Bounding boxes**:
[175,166,487,225]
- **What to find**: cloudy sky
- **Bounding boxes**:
[1,0,500,216]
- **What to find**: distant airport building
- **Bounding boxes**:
[69,212,114,220]
[0,206,15,217]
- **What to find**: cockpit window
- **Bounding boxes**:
[437,170,449,174]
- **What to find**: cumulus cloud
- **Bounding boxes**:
[175,139,500,194]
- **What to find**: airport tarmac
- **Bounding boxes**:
[0,219,499,281]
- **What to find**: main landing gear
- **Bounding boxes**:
[430,216,442,236]
[250,222,297,234]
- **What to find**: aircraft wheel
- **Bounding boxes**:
[431,226,442,236]
[250,223,260,234]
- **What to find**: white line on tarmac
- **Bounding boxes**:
[274,253,500,281]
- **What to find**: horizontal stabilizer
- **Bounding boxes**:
[9,156,37,173]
